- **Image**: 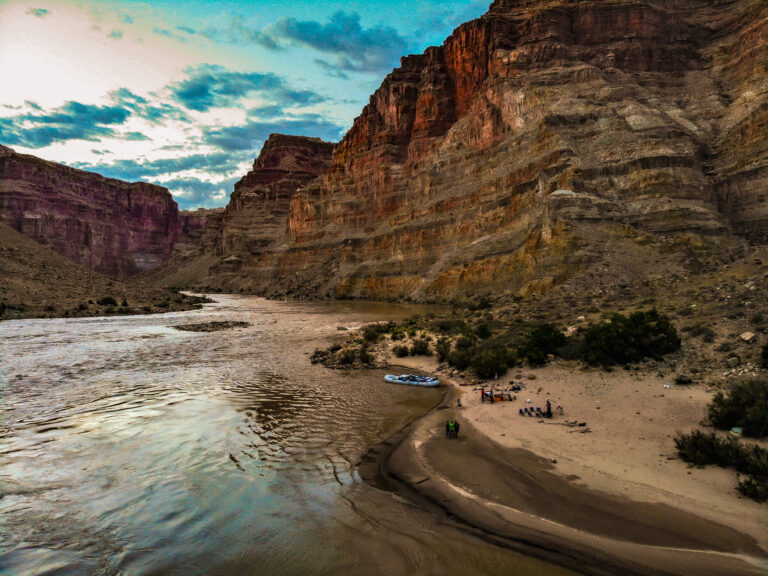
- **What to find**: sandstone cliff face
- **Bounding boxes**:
[274,0,767,300]
[0,146,184,277]
[157,135,334,291]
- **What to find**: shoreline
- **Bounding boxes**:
[361,358,768,576]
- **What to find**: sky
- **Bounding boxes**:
[0,0,489,209]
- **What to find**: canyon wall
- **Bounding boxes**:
[0,145,185,277]
[157,135,334,291]
[270,0,767,300]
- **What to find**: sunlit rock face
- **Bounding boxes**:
[273,0,767,299]
[0,145,184,277]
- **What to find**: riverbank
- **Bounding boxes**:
[370,354,768,576]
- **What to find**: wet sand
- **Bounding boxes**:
[363,357,768,576]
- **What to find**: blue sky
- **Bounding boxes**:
[0,0,488,209]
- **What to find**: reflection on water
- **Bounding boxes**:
[1,296,575,575]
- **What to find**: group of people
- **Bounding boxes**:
[445,419,461,438]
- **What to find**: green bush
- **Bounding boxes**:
[363,323,392,342]
[519,324,566,366]
[410,339,431,356]
[393,344,409,358]
[97,296,118,306]
[474,322,492,339]
[447,347,473,370]
[709,380,768,437]
[738,476,768,502]
[581,309,680,367]
[359,345,374,365]
[470,344,511,379]
[338,348,357,365]
[675,430,768,502]
[436,336,452,363]
[432,318,467,335]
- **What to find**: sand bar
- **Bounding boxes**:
[368,355,768,575]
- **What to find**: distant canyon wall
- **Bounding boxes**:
[175,0,765,300]
[0,145,197,277]
[4,0,767,300]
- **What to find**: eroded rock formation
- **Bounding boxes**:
[157,135,334,291]
[0,145,184,277]
[273,0,767,300]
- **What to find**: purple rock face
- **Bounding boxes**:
[0,146,183,277]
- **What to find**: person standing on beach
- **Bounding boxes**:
[448,420,455,438]
[445,420,451,438]
[454,420,460,438]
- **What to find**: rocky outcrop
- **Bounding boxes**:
[156,135,334,291]
[268,0,766,300]
[0,145,184,277]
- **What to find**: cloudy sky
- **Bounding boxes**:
[0,0,488,209]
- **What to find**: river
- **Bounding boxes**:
[0,296,575,575]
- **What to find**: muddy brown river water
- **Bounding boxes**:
[0,296,577,575]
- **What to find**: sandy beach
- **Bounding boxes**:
[370,353,768,576]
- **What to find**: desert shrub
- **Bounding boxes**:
[709,380,768,438]
[44,304,55,312]
[393,344,409,358]
[738,476,768,502]
[410,338,431,356]
[675,430,768,502]
[581,309,680,367]
[470,343,511,379]
[362,323,393,342]
[752,313,765,325]
[519,324,566,366]
[0,301,5,316]
[436,336,452,363]
[455,335,476,350]
[390,330,405,341]
[762,344,768,369]
[447,348,472,370]
[338,348,357,365]
[474,322,492,339]
[359,345,374,365]
[77,302,89,311]
[97,296,117,306]
[121,299,129,307]
[433,318,467,335]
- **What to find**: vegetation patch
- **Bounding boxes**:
[579,310,680,367]
[708,380,768,437]
[675,430,768,502]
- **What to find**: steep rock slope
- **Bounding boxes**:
[270,0,766,300]
[0,145,184,277]
[0,221,203,319]
[156,134,334,291]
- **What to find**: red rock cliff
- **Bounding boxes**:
[274,0,767,300]
[157,134,334,291]
[0,145,184,277]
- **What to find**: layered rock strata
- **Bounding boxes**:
[157,135,334,291]
[271,0,767,300]
[0,145,184,277]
